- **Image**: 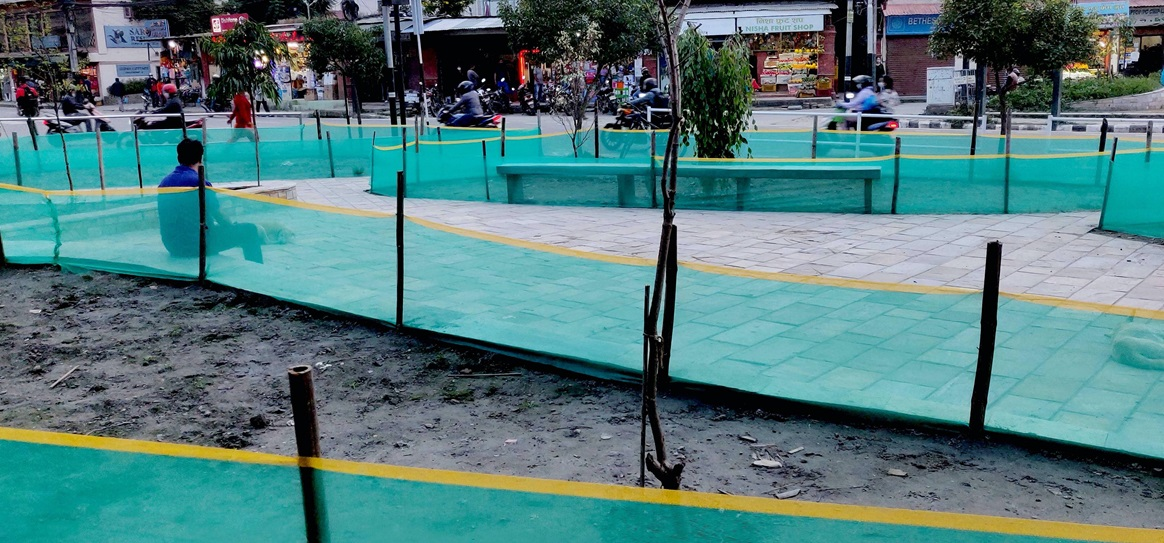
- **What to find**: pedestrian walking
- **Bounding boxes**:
[109,78,126,111]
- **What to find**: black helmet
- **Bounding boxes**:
[456,80,474,94]
[641,77,658,92]
[641,68,651,76]
[853,75,874,88]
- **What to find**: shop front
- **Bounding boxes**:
[683,2,837,97]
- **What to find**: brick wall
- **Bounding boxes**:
[886,35,953,96]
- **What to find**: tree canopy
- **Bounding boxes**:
[498,0,657,67]
[678,29,753,158]
[202,19,289,104]
[301,17,385,86]
[422,0,473,18]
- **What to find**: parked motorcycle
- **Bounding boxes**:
[479,86,511,115]
[437,105,502,128]
[516,83,551,116]
[595,86,620,114]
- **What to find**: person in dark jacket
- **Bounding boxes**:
[109,78,126,111]
[142,83,184,130]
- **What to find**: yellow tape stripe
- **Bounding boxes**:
[322,121,406,128]
[679,261,973,295]
[416,137,501,146]
[0,426,1156,543]
[406,216,655,266]
[0,184,196,196]
[373,144,405,151]
[0,183,50,195]
[210,187,395,219]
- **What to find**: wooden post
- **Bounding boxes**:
[482,140,490,201]
[253,123,261,187]
[500,117,506,157]
[134,125,143,189]
[1147,121,1153,163]
[12,134,23,187]
[180,111,188,140]
[95,130,106,190]
[1099,138,1120,230]
[649,131,658,209]
[288,365,325,543]
[891,137,901,214]
[0,222,6,268]
[60,133,74,191]
[26,118,38,151]
[396,170,405,328]
[594,108,600,159]
[1099,118,1109,153]
[197,165,207,282]
[370,132,378,184]
[326,132,335,178]
[969,240,1002,435]
[640,284,649,488]
[1003,117,1012,214]
[437,126,442,142]
[315,111,322,140]
[854,111,862,158]
[811,115,819,159]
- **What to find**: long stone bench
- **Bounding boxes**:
[496,162,882,213]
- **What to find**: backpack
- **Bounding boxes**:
[16,85,38,112]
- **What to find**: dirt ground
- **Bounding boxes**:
[1,267,1160,529]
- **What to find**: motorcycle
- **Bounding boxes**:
[595,86,620,114]
[132,105,205,131]
[479,86,511,115]
[516,83,551,116]
[437,105,502,128]
[825,92,899,132]
[604,92,672,130]
[44,102,115,134]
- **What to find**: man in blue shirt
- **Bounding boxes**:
[158,139,264,263]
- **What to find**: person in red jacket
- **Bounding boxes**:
[226,92,255,142]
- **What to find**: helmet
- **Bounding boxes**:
[456,80,474,94]
[641,77,658,92]
[853,75,874,89]
[641,68,650,76]
[162,83,178,95]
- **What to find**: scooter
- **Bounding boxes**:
[44,102,116,134]
[132,104,205,131]
[604,92,672,130]
[826,105,899,132]
[437,106,502,128]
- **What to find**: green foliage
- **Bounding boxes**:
[122,79,149,95]
[129,0,223,36]
[234,0,335,23]
[422,0,473,17]
[301,18,385,86]
[993,75,1163,111]
[677,30,753,159]
[498,0,657,68]
[1025,0,1097,75]
[202,19,289,106]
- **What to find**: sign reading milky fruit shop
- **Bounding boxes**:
[737,15,824,34]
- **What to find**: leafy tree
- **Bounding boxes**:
[930,0,1095,133]
[301,17,385,112]
[235,0,335,23]
[677,30,753,158]
[549,21,601,151]
[422,0,472,18]
[202,19,288,111]
[499,0,656,68]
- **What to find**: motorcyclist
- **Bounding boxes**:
[447,80,484,127]
[837,75,880,130]
[141,83,184,130]
[629,77,663,109]
[59,90,92,132]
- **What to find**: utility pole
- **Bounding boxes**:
[411,0,427,123]
[393,2,406,123]
[381,0,398,124]
[866,0,877,79]
[844,0,854,89]
[62,0,78,74]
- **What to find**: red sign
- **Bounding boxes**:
[272,30,304,43]
[210,13,249,35]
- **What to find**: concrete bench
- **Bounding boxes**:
[676,163,882,213]
[496,162,882,213]
[497,163,652,206]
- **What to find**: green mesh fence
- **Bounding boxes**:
[3,187,1164,459]
[1098,152,1164,238]
[11,429,1146,542]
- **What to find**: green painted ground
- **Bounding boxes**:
[0,433,1150,542]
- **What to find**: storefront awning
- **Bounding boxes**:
[684,2,837,35]
[423,17,504,34]
[883,2,942,16]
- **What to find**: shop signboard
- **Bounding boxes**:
[211,13,250,35]
[1076,1,1129,27]
[103,20,170,49]
[1132,7,1164,26]
[116,64,152,78]
[737,15,824,34]
[886,14,939,36]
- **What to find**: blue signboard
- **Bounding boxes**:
[116,64,153,78]
[886,14,939,36]
[103,19,170,49]
[1076,1,1129,17]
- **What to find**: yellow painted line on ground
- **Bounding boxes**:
[507,133,560,140]
[0,183,50,195]
[416,137,501,145]
[406,216,654,266]
[1002,291,1164,320]
[0,425,1157,543]
[321,121,405,128]
[372,144,405,151]
[679,261,973,295]
[211,187,394,219]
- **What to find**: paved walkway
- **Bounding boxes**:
[296,177,1164,312]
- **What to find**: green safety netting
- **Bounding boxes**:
[9,431,1146,542]
[1098,152,1164,238]
[2,187,1164,459]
